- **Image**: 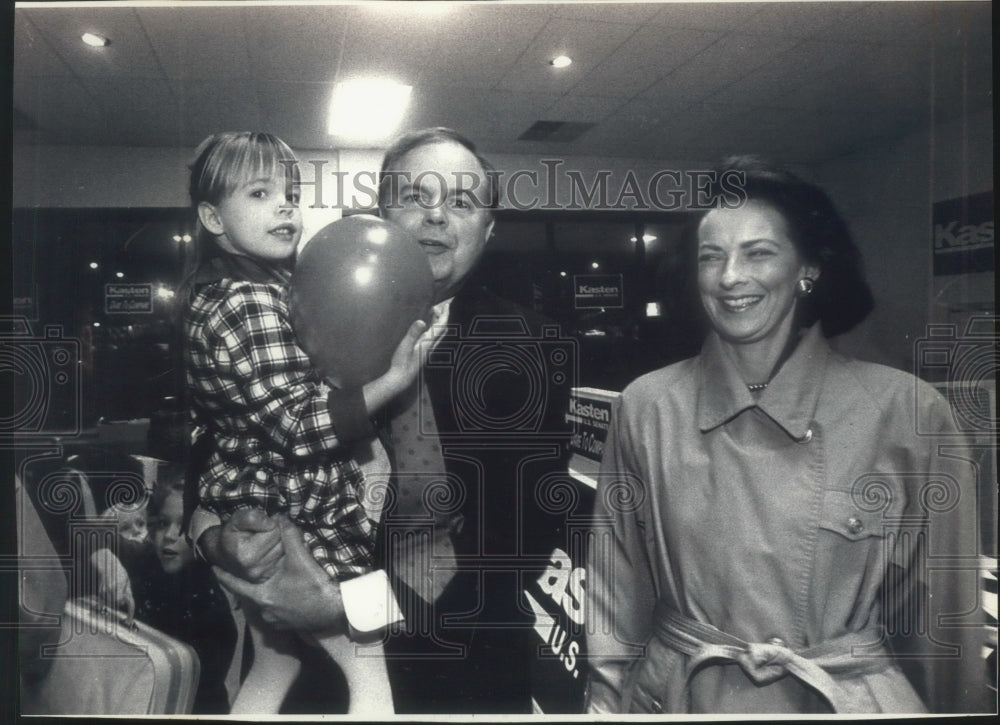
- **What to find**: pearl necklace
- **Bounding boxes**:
[747,382,768,392]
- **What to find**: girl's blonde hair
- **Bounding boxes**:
[188,131,298,208]
[178,132,300,305]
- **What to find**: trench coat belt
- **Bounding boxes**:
[652,600,890,713]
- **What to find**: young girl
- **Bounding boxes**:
[181,132,430,714]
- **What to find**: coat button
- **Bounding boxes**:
[650,697,664,713]
[798,428,813,443]
[767,636,786,648]
[847,515,864,534]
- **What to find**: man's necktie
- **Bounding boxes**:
[386,376,460,606]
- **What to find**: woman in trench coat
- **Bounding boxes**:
[585,157,985,714]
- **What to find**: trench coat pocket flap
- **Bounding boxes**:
[819,489,902,541]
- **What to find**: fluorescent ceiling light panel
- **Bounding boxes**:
[328,79,412,145]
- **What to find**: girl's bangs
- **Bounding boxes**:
[206,134,299,199]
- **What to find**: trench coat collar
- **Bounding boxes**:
[696,323,830,440]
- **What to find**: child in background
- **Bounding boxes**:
[134,467,238,713]
[181,132,434,714]
[89,465,238,713]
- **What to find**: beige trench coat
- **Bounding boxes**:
[586,324,985,714]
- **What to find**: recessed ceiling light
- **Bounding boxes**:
[591,261,600,270]
[328,79,412,146]
[550,55,572,68]
[81,32,110,47]
[115,272,124,278]
[89,262,99,269]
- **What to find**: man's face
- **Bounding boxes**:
[382,140,495,301]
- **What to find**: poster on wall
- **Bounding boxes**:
[932,191,995,276]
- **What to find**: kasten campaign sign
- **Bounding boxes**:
[522,387,617,713]
[932,191,994,275]
[566,387,618,467]
[574,274,623,309]
[104,283,153,314]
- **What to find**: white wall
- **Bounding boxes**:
[12,144,345,242]
[13,111,993,373]
[815,109,993,371]
[12,143,712,212]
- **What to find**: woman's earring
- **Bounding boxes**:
[796,277,815,297]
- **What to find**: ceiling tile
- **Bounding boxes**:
[410,10,542,88]
[12,12,73,78]
[639,57,719,107]
[542,94,625,124]
[568,24,721,98]
[647,2,768,31]
[735,1,867,39]
[243,4,352,83]
[641,31,800,107]
[730,39,887,107]
[550,1,664,25]
[170,79,264,147]
[12,75,109,144]
[770,107,930,164]
[137,6,253,81]
[82,76,181,146]
[10,2,993,168]
[256,80,333,150]
[495,17,642,94]
[820,2,935,45]
[556,114,659,159]
[407,85,556,145]
[23,6,165,79]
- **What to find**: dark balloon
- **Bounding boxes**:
[291,215,434,388]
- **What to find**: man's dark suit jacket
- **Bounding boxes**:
[380,283,574,714]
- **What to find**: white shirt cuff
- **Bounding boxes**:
[341,569,403,633]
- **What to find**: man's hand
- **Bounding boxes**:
[212,514,346,633]
[199,508,284,583]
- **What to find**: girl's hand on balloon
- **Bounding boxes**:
[363,316,442,412]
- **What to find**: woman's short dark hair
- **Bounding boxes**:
[378,127,499,214]
[710,155,874,337]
